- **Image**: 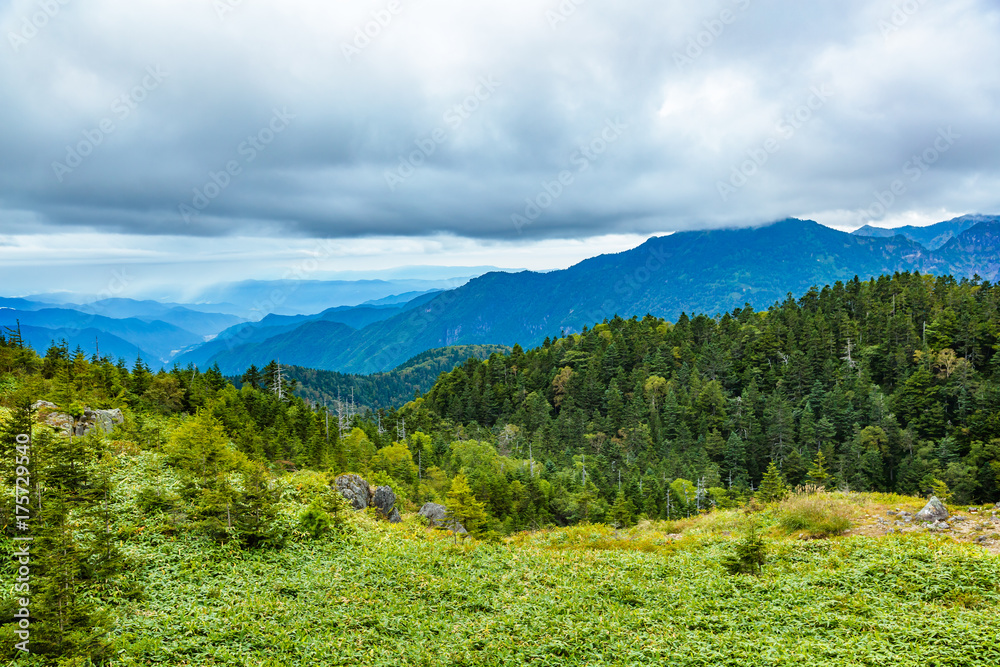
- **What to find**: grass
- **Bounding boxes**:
[777,492,853,537]
[6,453,1000,666]
[103,524,1000,666]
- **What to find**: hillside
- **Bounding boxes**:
[193,216,1000,374]
[173,292,440,370]
[2,272,1000,662]
[79,469,1000,665]
[284,344,511,410]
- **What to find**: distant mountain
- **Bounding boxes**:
[851,214,995,250]
[361,290,441,306]
[192,278,473,316]
[277,344,511,410]
[936,219,1000,279]
[13,324,159,365]
[187,216,1000,375]
[172,293,439,370]
[53,298,243,338]
[0,308,201,364]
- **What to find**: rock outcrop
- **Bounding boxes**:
[31,401,124,437]
[335,474,372,510]
[915,496,949,522]
[418,502,466,534]
[372,486,401,523]
[334,474,401,522]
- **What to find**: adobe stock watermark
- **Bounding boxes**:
[179,108,295,223]
[674,0,752,69]
[215,0,243,21]
[8,0,71,53]
[13,429,32,654]
[717,84,833,202]
[547,0,587,30]
[51,66,168,183]
[342,0,402,63]
[384,76,501,191]
[511,118,628,233]
[879,0,930,40]
[855,127,960,225]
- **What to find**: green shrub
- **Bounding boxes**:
[137,486,179,512]
[300,502,334,539]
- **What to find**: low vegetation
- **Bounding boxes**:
[777,491,853,537]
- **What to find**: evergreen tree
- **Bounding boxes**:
[756,461,788,503]
[446,473,488,541]
[609,489,636,529]
[805,449,831,488]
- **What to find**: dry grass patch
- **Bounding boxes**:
[778,492,853,537]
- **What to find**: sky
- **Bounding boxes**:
[1,0,998,299]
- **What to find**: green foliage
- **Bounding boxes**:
[609,490,636,528]
[721,522,767,575]
[164,411,248,479]
[805,449,831,487]
[299,501,334,539]
[757,461,789,503]
[446,473,488,538]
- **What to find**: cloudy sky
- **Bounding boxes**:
[1,0,998,299]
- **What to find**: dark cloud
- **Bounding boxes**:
[0,0,998,243]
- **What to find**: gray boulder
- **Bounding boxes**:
[80,408,124,436]
[32,402,123,437]
[916,496,949,523]
[335,474,371,510]
[372,486,401,523]
[418,502,466,534]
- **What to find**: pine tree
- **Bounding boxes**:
[445,473,488,542]
[756,461,788,503]
[805,449,831,488]
[232,463,286,548]
[723,432,749,489]
[609,489,636,529]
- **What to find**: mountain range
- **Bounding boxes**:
[6,214,1000,375]
[179,214,1000,375]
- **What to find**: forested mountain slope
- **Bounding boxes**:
[200,217,1000,374]
[399,271,1000,510]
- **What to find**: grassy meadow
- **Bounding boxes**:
[61,453,1000,666]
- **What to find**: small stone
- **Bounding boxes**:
[894,520,906,527]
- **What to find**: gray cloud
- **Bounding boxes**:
[0,0,998,244]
